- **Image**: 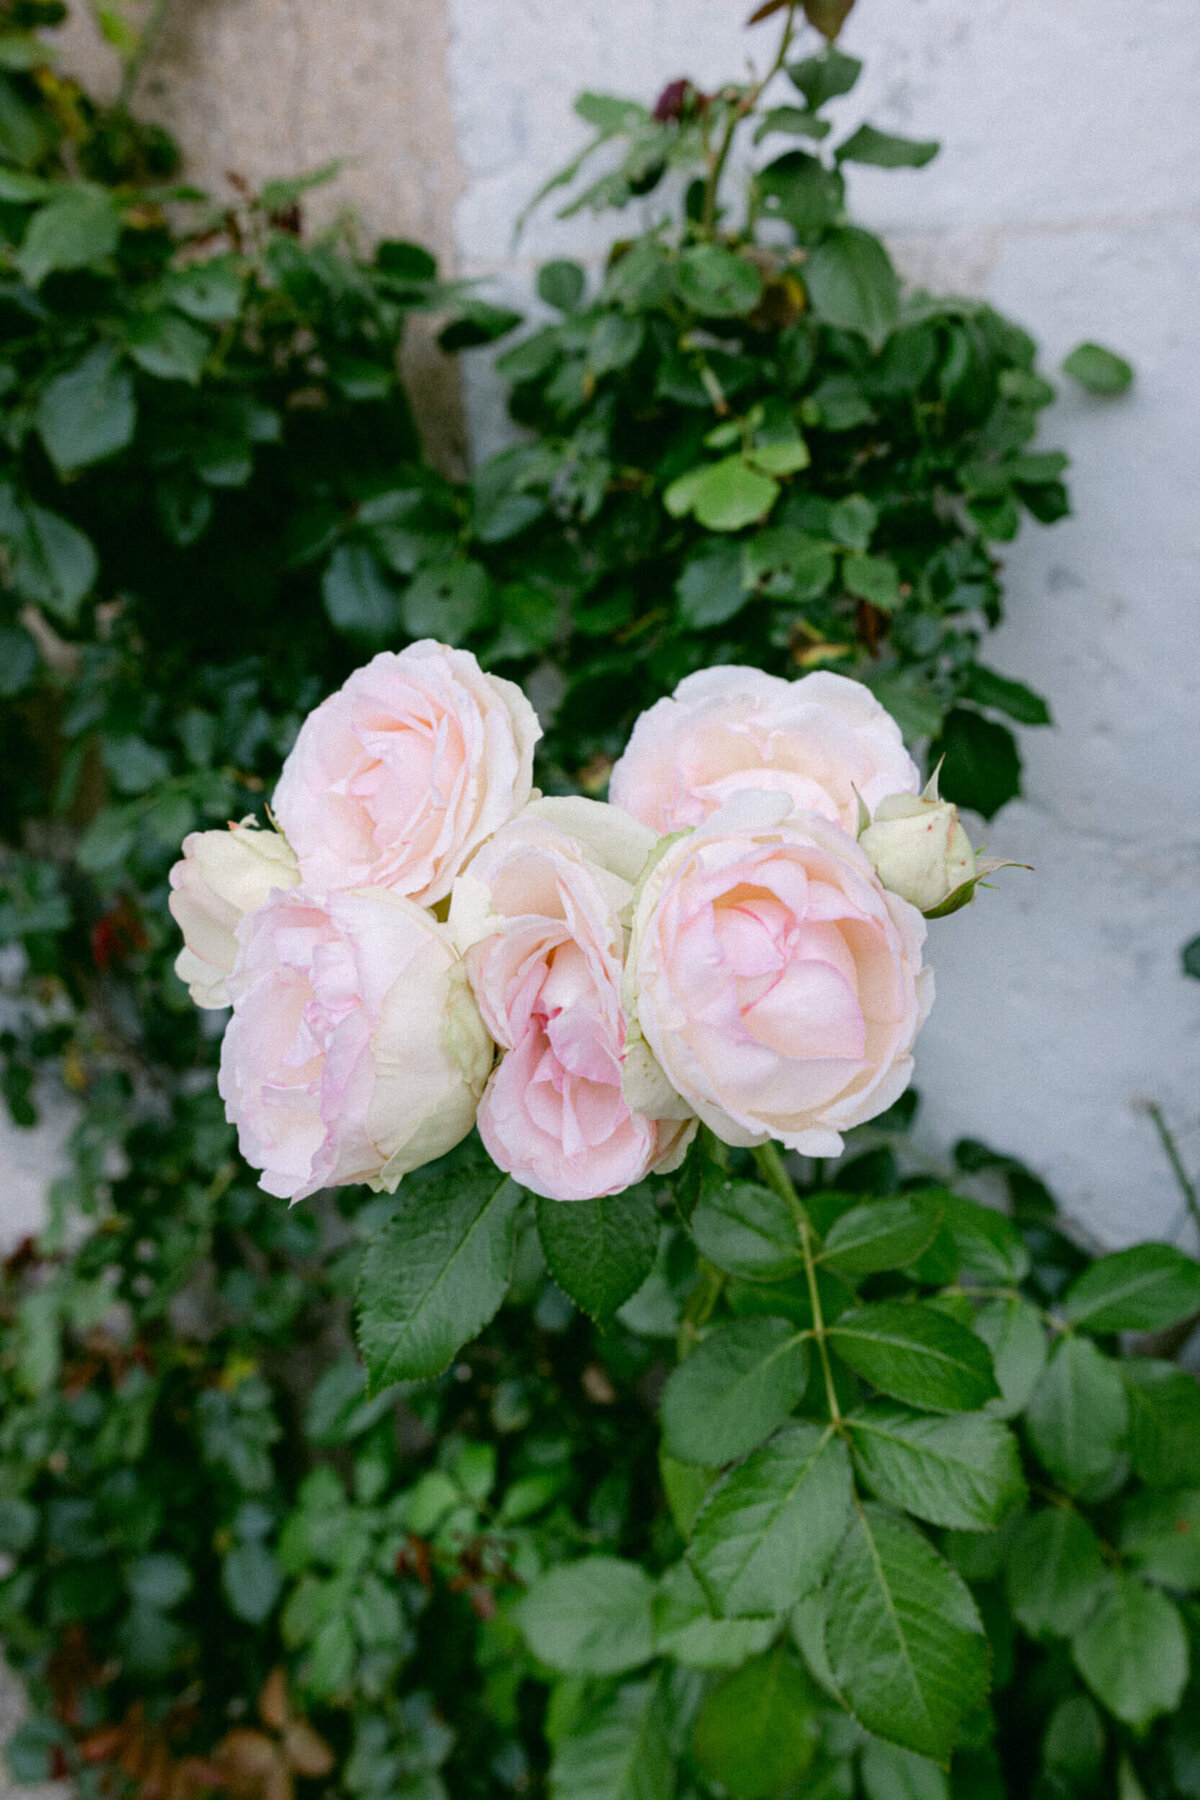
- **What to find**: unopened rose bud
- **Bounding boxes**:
[169,818,299,1008]
[859,776,977,916]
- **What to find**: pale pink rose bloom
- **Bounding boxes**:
[449,798,694,1202]
[168,818,299,1009]
[609,666,918,838]
[625,792,932,1158]
[272,641,542,907]
[218,887,492,1203]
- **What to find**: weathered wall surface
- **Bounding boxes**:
[446,0,1200,1246]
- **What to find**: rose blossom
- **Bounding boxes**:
[169,818,299,1009]
[449,798,694,1202]
[218,886,492,1202]
[271,640,541,907]
[624,792,932,1157]
[609,665,918,838]
[859,779,978,916]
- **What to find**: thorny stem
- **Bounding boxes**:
[752,1139,843,1428]
[116,0,173,110]
[700,1,800,234]
[1146,1102,1200,1242]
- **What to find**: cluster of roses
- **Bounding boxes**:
[169,641,992,1206]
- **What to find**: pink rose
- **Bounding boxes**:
[625,793,932,1157]
[609,666,918,838]
[218,887,492,1202]
[271,641,541,906]
[449,798,694,1202]
[168,818,299,1009]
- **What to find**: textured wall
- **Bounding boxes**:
[445,0,1200,1244]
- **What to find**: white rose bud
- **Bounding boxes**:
[859,776,978,916]
[169,818,300,1008]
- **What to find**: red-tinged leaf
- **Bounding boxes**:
[803,0,856,39]
[747,0,792,25]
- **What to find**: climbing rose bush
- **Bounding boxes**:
[169,641,999,1205]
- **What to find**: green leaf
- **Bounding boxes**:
[664,456,779,532]
[828,1302,999,1413]
[520,1557,655,1675]
[824,1503,989,1761]
[1182,934,1200,980]
[860,1740,950,1800]
[221,1540,282,1624]
[661,1317,808,1465]
[804,228,900,350]
[1123,1361,1200,1488]
[748,435,810,476]
[787,47,863,108]
[756,150,844,236]
[1005,1506,1109,1639]
[1063,1243,1200,1333]
[690,1175,802,1281]
[125,309,210,384]
[659,1450,716,1535]
[932,708,1022,820]
[848,1404,1026,1530]
[535,1183,659,1323]
[753,105,831,145]
[549,1676,673,1800]
[1043,1695,1105,1785]
[932,1190,1030,1284]
[692,1646,820,1799]
[127,1552,192,1610]
[36,345,137,475]
[1072,1573,1188,1728]
[829,491,877,551]
[2,499,97,622]
[964,664,1052,726]
[15,184,121,287]
[403,558,493,643]
[537,259,586,311]
[1119,1489,1200,1590]
[843,551,901,611]
[165,256,244,323]
[675,244,763,318]
[821,1199,941,1277]
[688,1423,851,1618]
[974,1296,1047,1419]
[1025,1337,1128,1494]
[836,124,939,168]
[322,541,399,642]
[1062,341,1133,396]
[652,1560,774,1669]
[675,540,748,628]
[357,1163,525,1386]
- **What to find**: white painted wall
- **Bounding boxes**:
[447,0,1200,1244]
